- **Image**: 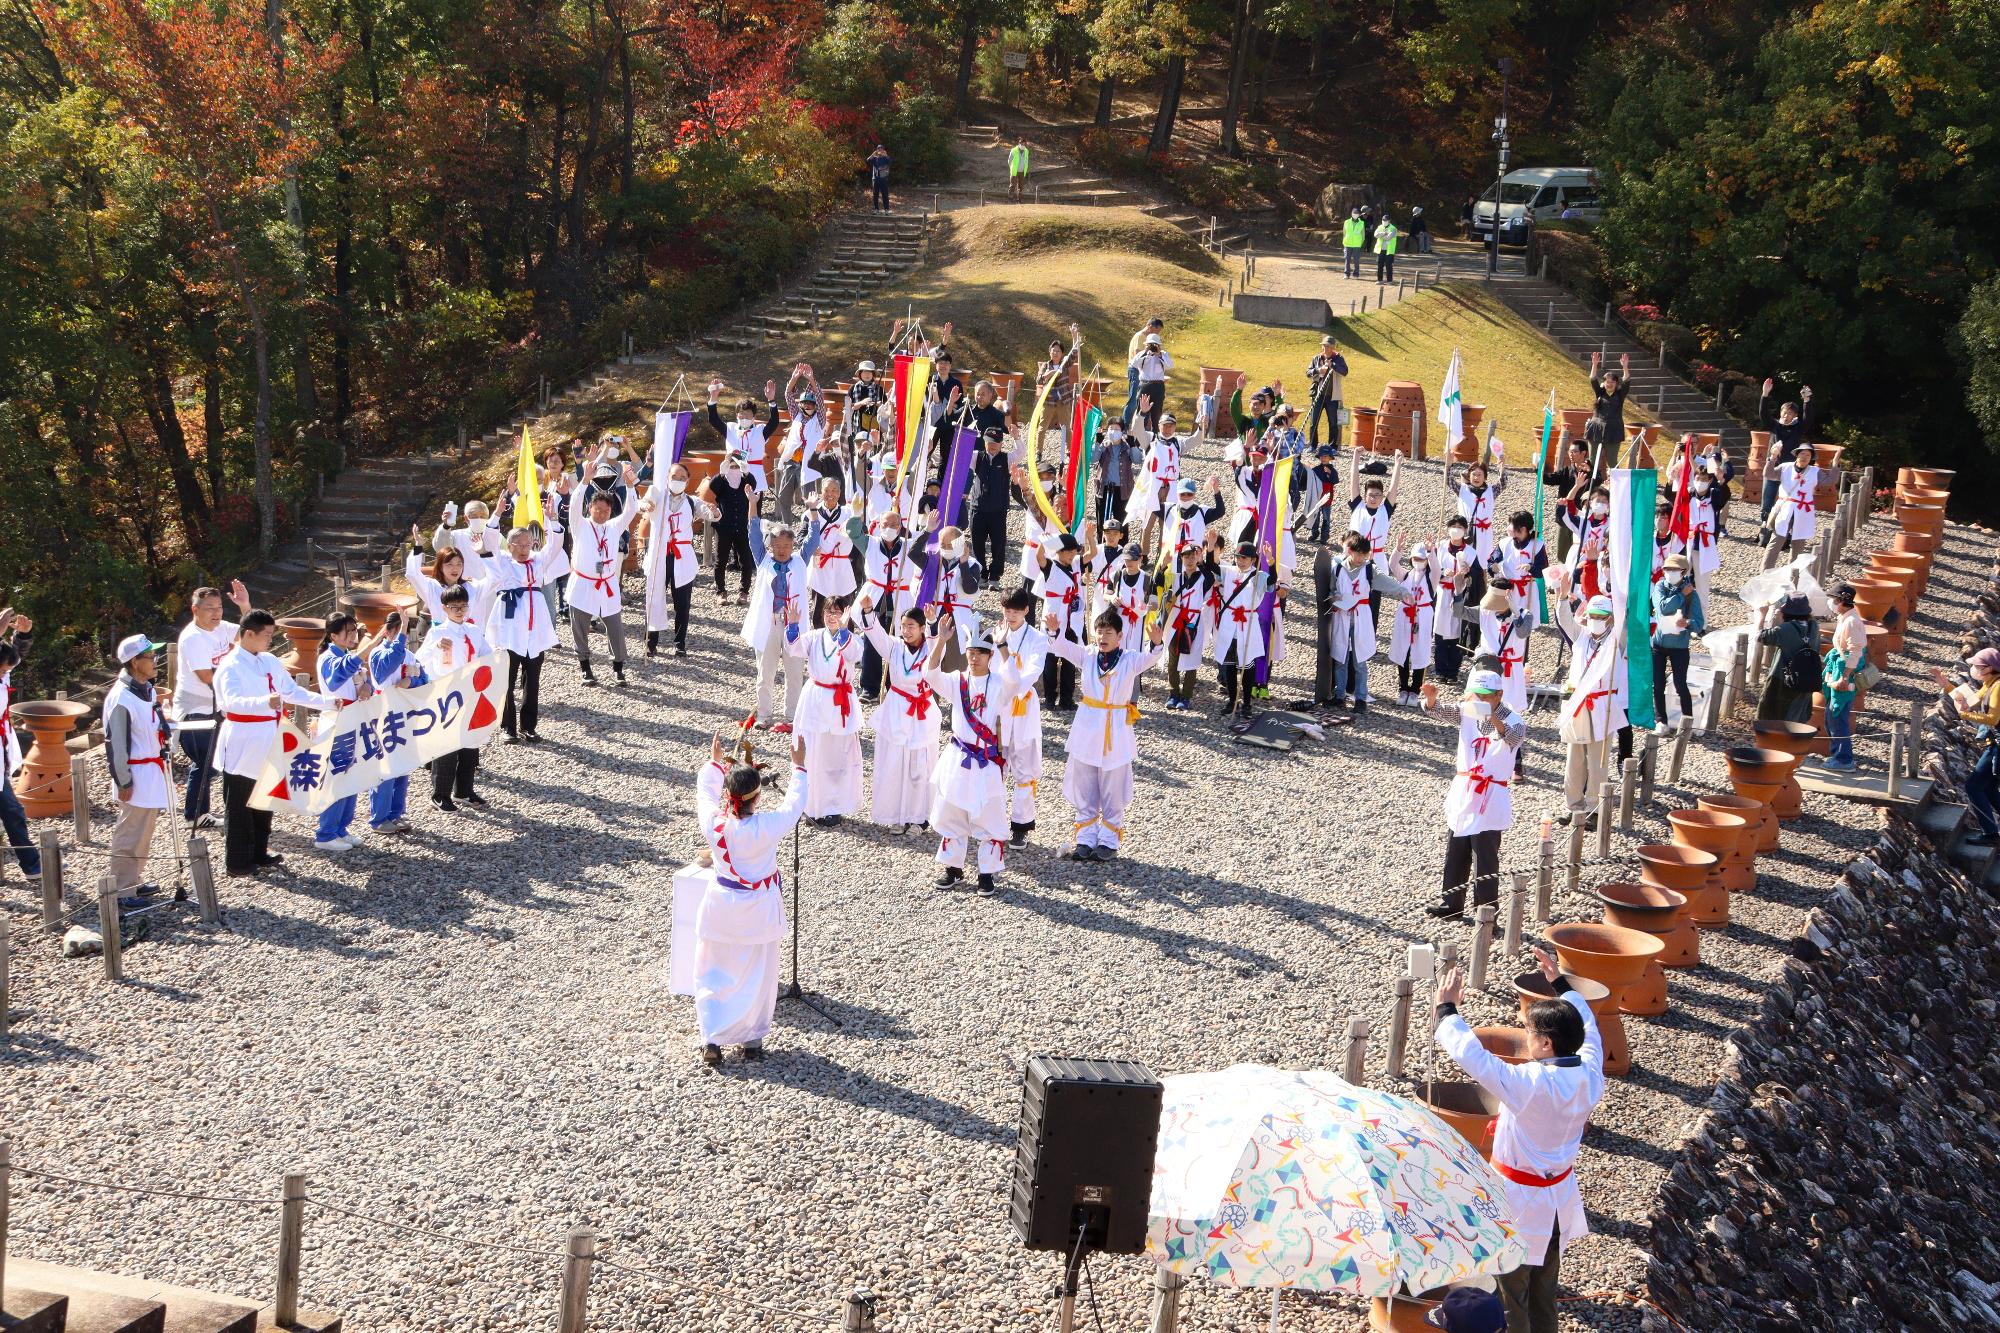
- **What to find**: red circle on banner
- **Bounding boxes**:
[473,665,493,690]
[282,732,299,753]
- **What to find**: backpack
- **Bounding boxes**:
[1778,640,1821,692]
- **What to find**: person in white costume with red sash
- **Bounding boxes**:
[692,730,809,1067]
[1433,945,1605,1333]
[994,588,1048,845]
[857,597,938,832]
[1555,591,1624,828]
[1766,441,1819,555]
[640,459,717,658]
[924,619,1018,897]
[1426,668,1524,920]
[785,595,865,823]
[1386,542,1435,706]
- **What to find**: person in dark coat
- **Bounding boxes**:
[1756,594,1819,723]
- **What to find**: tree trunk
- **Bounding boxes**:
[1093,77,1115,128]
[568,55,606,254]
[953,13,979,120]
[617,33,635,199]
[1148,55,1186,158]
[213,208,278,557]
[268,0,321,435]
[544,97,566,269]
[1219,0,1260,157]
[139,337,215,543]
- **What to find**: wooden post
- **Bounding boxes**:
[558,1226,597,1333]
[1505,872,1527,957]
[1146,1269,1185,1333]
[1545,299,1554,330]
[71,753,91,844]
[1342,1016,1370,1084]
[1536,834,1555,922]
[1619,758,1640,833]
[1469,905,1496,989]
[1725,643,1748,718]
[1640,730,1660,804]
[1384,976,1414,1080]
[1,1137,10,1297]
[96,876,121,982]
[1907,697,1926,775]
[1566,822,1585,899]
[39,832,61,928]
[1669,717,1693,784]
[1700,668,1724,734]
[275,1172,306,1326]
[189,836,219,925]
[1,915,9,1041]
[1596,780,1615,858]
[1886,722,1904,801]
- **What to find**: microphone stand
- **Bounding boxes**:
[779,767,840,1026]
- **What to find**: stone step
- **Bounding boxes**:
[4,1262,329,1333]
[0,1286,67,1333]
[1920,798,1970,845]
[40,1283,165,1333]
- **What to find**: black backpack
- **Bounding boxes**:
[1778,639,1821,692]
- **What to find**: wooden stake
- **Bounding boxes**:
[558,1226,597,1333]
[1469,905,1496,989]
[70,754,91,844]
[1342,1016,1371,1084]
[95,876,121,982]
[1886,722,1904,802]
[189,836,219,925]
[1505,872,1527,956]
[1640,730,1660,804]
[38,832,60,928]
[1385,976,1414,1079]
[1669,717,1693,784]
[1566,822,1585,900]
[275,1172,306,1325]
[1536,835,1555,922]
[1596,779,1616,858]
[1619,758,1640,833]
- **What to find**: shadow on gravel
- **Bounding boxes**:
[774,991,916,1040]
[1584,1121,1681,1166]
[751,1049,1009,1144]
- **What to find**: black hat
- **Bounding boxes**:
[1234,541,1258,560]
[1055,533,1081,553]
[1781,594,1813,620]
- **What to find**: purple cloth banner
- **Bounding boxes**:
[654,410,692,465]
[918,426,978,609]
[1253,463,1279,686]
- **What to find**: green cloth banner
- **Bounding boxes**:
[1070,406,1101,534]
[1620,467,1658,731]
[1534,392,1553,624]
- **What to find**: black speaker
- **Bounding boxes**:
[1008,1055,1163,1255]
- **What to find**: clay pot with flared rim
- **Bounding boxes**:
[1865,553,1927,603]
[340,590,423,637]
[1898,503,1946,535]
[1548,923,1665,1077]
[1748,431,1772,474]
[1513,970,1611,1023]
[11,699,92,818]
[1847,579,1899,622]
[1891,529,1941,556]
[1640,840,1720,932]
[1559,407,1593,441]
[1752,720,1818,819]
[1810,443,1844,470]
[1419,1081,1501,1160]
[1663,813,1740,927]
[1898,466,1955,490]
[1350,407,1378,453]
[1861,621,1899,669]
[1474,1026,1535,1065]
[1694,795,1761,891]
[1726,747,1799,852]
[1594,882,1686,1014]
[1450,405,1487,463]
[1369,1289,1454,1332]
[276,616,327,687]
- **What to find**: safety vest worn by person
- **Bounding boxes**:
[1374,222,1399,255]
[1008,144,1030,176]
[1342,216,1366,248]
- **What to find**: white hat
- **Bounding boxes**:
[858,360,877,372]
[1145,333,1163,347]
[1410,542,1431,562]
[116,633,163,664]
[1467,669,1504,695]
[967,627,997,654]
[1586,595,1614,618]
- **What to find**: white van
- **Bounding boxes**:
[1470,167,1600,245]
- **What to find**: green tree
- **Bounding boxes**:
[1958,277,2000,452]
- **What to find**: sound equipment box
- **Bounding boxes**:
[1008,1055,1163,1255]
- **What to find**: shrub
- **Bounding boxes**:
[1630,320,1700,362]
[1077,128,1149,177]
[1530,229,1610,306]
[797,2,912,107]
[872,85,955,184]
[1618,302,1663,325]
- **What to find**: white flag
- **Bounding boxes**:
[1438,349,1465,450]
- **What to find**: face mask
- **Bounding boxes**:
[1692,482,1710,496]
[1468,699,1491,719]
[724,466,742,482]
[668,478,687,494]
[1590,502,1609,518]
[945,539,964,560]
[1448,533,1466,547]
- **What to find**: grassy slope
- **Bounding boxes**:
[480,206,1611,497]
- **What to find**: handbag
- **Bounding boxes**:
[1852,658,1883,693]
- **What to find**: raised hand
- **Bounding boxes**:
[228,579,250,612]
[1531,945,1560,983]
[707,378,724,401]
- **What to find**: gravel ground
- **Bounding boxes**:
[0,441,1980,1333]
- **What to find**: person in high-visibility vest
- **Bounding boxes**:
[1341,209,1366,278]
[1008,140,1030,201]
[1374,216,1400,282]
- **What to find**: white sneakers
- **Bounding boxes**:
[314,837,354,853]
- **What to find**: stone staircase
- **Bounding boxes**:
[242,454,460,609]
[2,1258,338,1333]
[1480,270,1748,459]
[943,125,1255,252]
[693,211,932,353]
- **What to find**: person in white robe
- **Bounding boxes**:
[1125,406,1184,555]
[1493,512,1549,635]
[1045,608,1165,860]
[802,478,861,609]
[1765,442,1819,554]
[994,588,1048,843]
[456,520,565,740]
[639,459,717,657]
[1426,669,1524,918]
[566,445,642,686]
[1475,586,1533,720]
[103,635,172,896]
[1447,453,1507,564]
[785,595,865,822]
[692,730,809,1065]
[1346,454,1402,580]
[215,612,338,875]
[1386,542,1436,705]
[1209,541,1267,718]
[1681,468,1723,608]
[1326,530,1409,711]
[416,585,489,810]
[740,525,809,731]
[1554,591,1624,826]
[923,619,1018,896]
[1433,947,1606,1332]
[857,599,939,831]
[1162,540,1215,710]
[1432,517,1477,684]
[1095,543,1151,652]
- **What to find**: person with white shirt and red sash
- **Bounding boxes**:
[1433,946,1606,1333]
[1765,441,1819,555]
[1427,669,1524,919]
[1446,452,1506,564]
[692,729,809,1067]
[1554,591,1623,829]
[994,589,1048,845]
[417,584,490,811]
[455,518,566,742]
[215,610,338,875]
[172,581,250,829]
[639,459,717,659]
[566,444,641,686]
[856,596,939,833]
[923,618,1017,897]
[103,633,173,901]
[786,595,865,824]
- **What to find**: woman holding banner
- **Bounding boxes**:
[640,459,717,658]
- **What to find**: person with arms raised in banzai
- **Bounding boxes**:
[866,144,892,213]
[1585,350,1630,469]
[1433,944,1606,1333]
[693,727,809,1068]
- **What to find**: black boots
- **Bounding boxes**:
[580,661,598,686]
[612,660,627,687]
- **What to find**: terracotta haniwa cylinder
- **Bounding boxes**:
[1751,720,1818,820]
[1748,431,1772,474]
[1513,970,1611,1024]
[340,590,423,637]
[1594,881,1687,1013]
[1898,466,1955,490]
[1373,381,1429,458]
[276,616,327,688]
[1547,923,1665,1077]
[1474,1026,1535,1065]
[1351,406,1378,453]
[1559,407,1593,441]
[11,699,92,818]
[1665,811,1744,926]
[1369,1290,1452,1332]
[1725,746,1799,852]
[1866,551,1928,600]
[1420,1081,1500,1160]
[1897,502,1946,536]
[1891,528,1941,556]
[1638,841,1720,939]
[1847,578,1899,622]
[1695,794,1761,891]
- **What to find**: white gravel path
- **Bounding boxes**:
[0,441,1979,1333]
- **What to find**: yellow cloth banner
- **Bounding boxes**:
[894,358,933,489]
[1022,360,1067,529]
[514,427,544,529]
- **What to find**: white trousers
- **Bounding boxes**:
[1064,760,1135,849]
[1004,737,1042,826]
[803,729,862,817]
[871,738,934,826]
[756,635,804,723]
[933,793,1008,874]
[693,939,780,1045]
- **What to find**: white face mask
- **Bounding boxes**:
[1692,482,1710,495]
[1468,699,1491,719]
[945,539,965,560]
[1590,502,1610,518]
[724,465,742,482]
[668,478,687,495]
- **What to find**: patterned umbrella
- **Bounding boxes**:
[1145,1064,1524,1297]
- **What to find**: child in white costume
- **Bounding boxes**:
[786,595,866,822]
[994,588,1048,845]
[924,620,1021,897]
[692,731,809,1066]
[740,526,809,730]
[1386,542,1436,705]
[857,600,939,831]
[1045,608,1165,860]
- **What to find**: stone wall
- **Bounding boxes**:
[1645,547,2000,1332]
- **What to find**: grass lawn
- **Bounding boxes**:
[460,205,1621,504]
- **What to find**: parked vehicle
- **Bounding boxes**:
[1470,167,1600,246]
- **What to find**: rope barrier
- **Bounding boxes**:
[11,1164,278,1207]
[590,1255,844,1326]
